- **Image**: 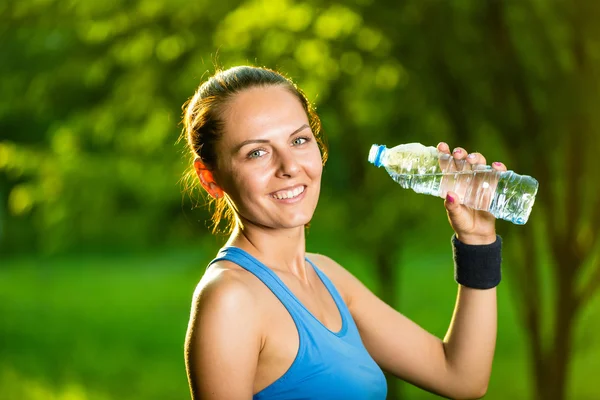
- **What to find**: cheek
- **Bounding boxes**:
[232,168,270,200]
[310,162,323,181]
[306,148,324,179]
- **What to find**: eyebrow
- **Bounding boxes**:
[233,124,310,153]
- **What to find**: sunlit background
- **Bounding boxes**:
[1,0,600,399]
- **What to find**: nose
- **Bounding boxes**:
[275,148,301,178]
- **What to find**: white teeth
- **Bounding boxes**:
[271,186,305,200]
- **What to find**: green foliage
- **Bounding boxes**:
[0,0,230,253]
[0,0,447,254]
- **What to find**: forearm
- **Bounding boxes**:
[443,285,497,396]
[439,234,500,398]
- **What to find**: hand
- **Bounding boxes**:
[437,142,507,245]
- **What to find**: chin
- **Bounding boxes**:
[238,211,313,231]
[268,212,315,230]
[268,212,313,229]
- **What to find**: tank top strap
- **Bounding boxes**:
[305,257,354,325]
[207,247,311,332]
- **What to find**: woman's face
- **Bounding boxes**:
[214,85,323,230]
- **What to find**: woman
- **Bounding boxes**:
[182,66,504,399]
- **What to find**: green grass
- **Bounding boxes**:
[0,247,209,400]
[1,239,599,399]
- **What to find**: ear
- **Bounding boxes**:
[194,158,225,199]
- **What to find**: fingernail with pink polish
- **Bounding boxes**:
[446,194,454,203]
[493,162,502,166]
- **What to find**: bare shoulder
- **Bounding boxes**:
[187,259,271,342]
[186,261,264,399]
[191,260,262,313]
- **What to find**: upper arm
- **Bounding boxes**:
[312,254,468,399]
[185,268,263,400]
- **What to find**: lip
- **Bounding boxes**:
[269,185,307,204]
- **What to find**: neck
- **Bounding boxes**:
[225,222,309,282]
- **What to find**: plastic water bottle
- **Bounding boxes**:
[368,143,539,225]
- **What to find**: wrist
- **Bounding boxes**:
[452,234,502,289]
[455,233,497,245]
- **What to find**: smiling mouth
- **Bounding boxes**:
[269,185,306,200]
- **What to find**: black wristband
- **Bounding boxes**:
[452,234,502,289]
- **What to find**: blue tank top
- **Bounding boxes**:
[208,247,388,400]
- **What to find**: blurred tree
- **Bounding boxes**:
[480,2,600,399]
[356,1,600,399]
[0,0,245,253]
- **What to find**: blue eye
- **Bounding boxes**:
[293,136,310,145]
[248,149,267,159]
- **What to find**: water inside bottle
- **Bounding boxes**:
[388,169,500,211]
[371,143,538,224]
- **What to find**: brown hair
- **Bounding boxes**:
[180,66,328,235]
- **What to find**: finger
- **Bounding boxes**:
[452,147,468,160]
[437,142,453,173]
[444,190,462,212]
[437,142,451,154]
[492,161,508,172]
[451,147,469,171]
[466,152,487,166]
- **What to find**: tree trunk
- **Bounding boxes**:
[533,303,577,400]
[375,244,403,400]
[529,233,580,400]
